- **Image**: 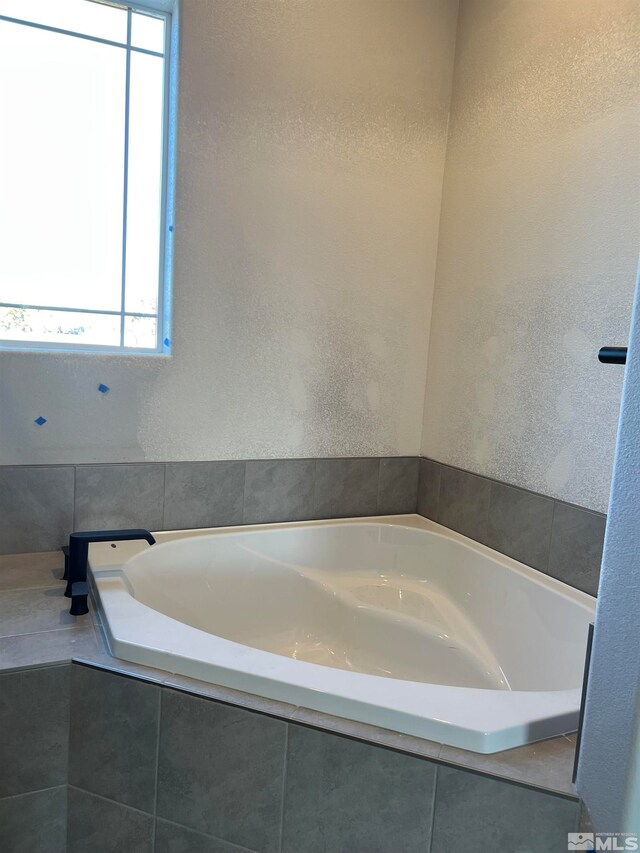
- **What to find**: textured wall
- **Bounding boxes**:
[421,0,640,512]
[0,0,458,465]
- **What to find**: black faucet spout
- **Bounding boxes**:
[64,529,156,615]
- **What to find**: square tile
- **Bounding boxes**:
[548,503,605,596]
[0,787,66,853]
[0,467,74,554]
[74,464,164,531]
[485,482,554,570]
[244,459,315,524]
[157,688,287,852]
[437,465,490,541]
[67,788,153,853]
[0,551,65,592]
[0,586,77,638]
[377,457,419,515]
[0,623,98,670]
[0,665,70,797]
[430,766,579,852]
[164,461,245,529]
[313,459,379,519]
[282,724,437,853]
[69,664,160,811]
[417,458,441,519]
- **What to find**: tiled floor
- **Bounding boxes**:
[0,550,579,799]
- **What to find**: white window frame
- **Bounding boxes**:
[0,0,175,356]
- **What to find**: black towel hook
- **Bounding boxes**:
[598,347,627,365]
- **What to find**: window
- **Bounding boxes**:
[0,0,172,354]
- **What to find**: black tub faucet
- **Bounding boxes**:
[64,529,156,616]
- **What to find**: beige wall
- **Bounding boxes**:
[422,0,640,512]
[0,0,458,465]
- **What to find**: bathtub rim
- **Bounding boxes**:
[89,514,595,754]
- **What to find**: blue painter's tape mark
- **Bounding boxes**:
[164,337,170,347]
[98,384,110,394]
[34,416,47,426]
[168,225,174,232]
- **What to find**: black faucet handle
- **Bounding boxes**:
[65,529,156,609]
[70,529,156,546]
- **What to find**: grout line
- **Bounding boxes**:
[311,459,319,518]
[71,465,77,534]
[426,763,440,853]
[0,784,67,802]
[277,724,290,853]
[151,687,162,848]
[154,815,259,852]
[241,460,248,524]
[432,460,442,522]
[375,457,383,514]
[0,623,88,641]
[546,499,558,575]
[482,479,493,545]
[0,580,65,594]
[161,462,167,530]
[65,782,69,851]
[410,458,419,514]
[0,623,89,641]
[67,784,153,819]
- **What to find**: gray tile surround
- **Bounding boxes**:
[485,480,554,571]
[0,623,99,671]
[418,458,606,596]
[244,459,315,524]
[0,586,77,638]
[154,819,249,853]
[416,457,440,519]
[164,461,245,529]
[548,502,606,597]
[0,654,582,853]
[0,560,98,671]
[157,688,287,852]
[0,457,419,556]
[377,456,420,515]
[430,765,579,852]
[67,787,154,853]
[437,464,491,542]
[70,668,577,853]
[0,666,70,798]
[0,786,67,853]
[313,457,380,518]
[0,466,74,555]
[282,724,437,853]
[0,456,605,597]
[69,664,160,812]
[74,463,165,531]
[0,551,65,591]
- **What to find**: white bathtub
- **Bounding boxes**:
[89,515,595,753]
